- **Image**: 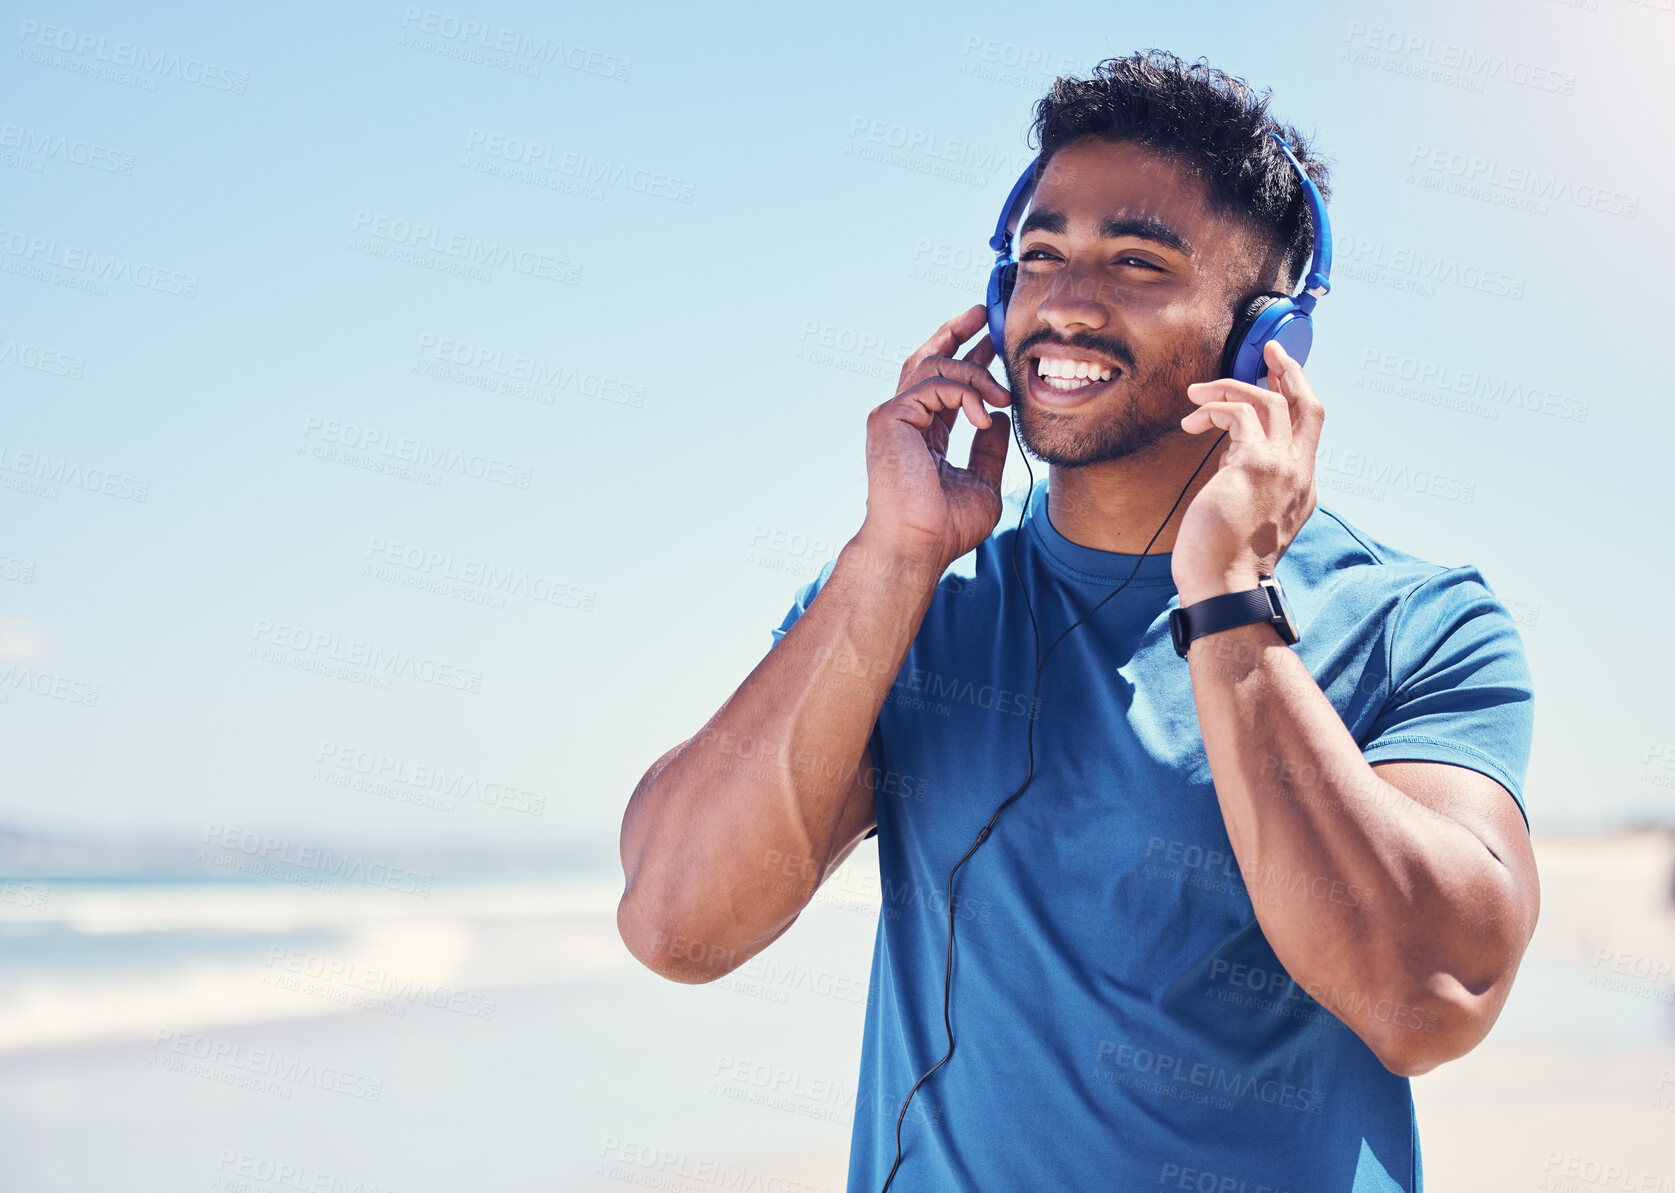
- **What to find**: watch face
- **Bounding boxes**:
[1261,577,1301,645]
[1168,607,1190,656]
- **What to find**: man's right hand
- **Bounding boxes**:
[861,303,1014,572]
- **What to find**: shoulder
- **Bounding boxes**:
[1286,503,1530,675]
[1286,503,1497,605]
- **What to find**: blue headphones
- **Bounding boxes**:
[984,131,1333,388]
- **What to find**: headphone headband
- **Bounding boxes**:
[1266,132,1332,307]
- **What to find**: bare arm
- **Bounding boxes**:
[1173,339,1538,1075]
[617,532,940,982]
[617,304,1015,983]
[1183,620,1538,1076]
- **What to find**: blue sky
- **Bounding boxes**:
[1,0,1669,861]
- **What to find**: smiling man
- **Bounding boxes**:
[618,50,1537,1193]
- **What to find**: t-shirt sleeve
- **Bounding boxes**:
[1359,565,1535,828]
[769,558,884,841]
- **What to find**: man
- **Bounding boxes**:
[617,50,1537,1193]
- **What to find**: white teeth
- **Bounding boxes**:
[1035,357,1114,382]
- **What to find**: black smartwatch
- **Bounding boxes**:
[1169,574,1300,658]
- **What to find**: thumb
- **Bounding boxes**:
[966,410,1010,492]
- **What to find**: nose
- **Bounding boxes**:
[1035,264,1110,337]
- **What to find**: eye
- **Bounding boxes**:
[1018,249,1161,271]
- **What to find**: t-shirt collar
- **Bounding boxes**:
[1020,478,1180,588]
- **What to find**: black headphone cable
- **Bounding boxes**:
[876,415,1229,1193]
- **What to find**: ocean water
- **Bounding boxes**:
[0,871,877,1193]
[1,838,1670,1192]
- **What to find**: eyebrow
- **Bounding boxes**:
[1017,208,1194,258]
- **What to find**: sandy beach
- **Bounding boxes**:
[0,831,1670,1192]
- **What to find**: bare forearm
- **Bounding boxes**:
[618,531,941,979]
[1184,622,1525,1072]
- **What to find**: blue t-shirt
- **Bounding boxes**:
[769,478,1534,1193]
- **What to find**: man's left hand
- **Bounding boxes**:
[1172,338,1324,605]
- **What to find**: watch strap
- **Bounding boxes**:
[1170,582,1284,657]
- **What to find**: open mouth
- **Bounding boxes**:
[1027,350,1122,407]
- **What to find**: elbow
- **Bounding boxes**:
[1364,980,1506,1078]
[616,884,743,985]
[1367,1027,1453,1078]
[1368,884,1537,1077]
[617,754,730,983]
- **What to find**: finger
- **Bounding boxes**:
[906,356,1013,411]
[1180,400,1265,443]
[1263,341,1324,450]
[928,404,955,455]
[959,335,1015,410]
[960,334,996,371]
[965,410,1010,492]
[1185,377,1290,448]
[900,304,989,389]
[896,377,993,433]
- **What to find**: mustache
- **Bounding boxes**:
[1011,328,1136,373]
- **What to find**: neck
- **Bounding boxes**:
[1042,432,1222,556]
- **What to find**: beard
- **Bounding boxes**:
[1001,330,1214,469]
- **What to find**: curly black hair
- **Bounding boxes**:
[1029,50,1332,293]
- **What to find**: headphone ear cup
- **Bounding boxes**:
[1219,293,1282,381]
[986,260,1017,358]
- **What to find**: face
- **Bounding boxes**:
[1000,136,1277,468]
